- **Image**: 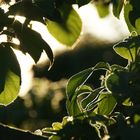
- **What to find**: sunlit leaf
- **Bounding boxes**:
[46,4,82,46]
[95,2,109,18]
[0,70,20,106]
[52,122,62,130]
[93,62,110,70]
[122,98,133,106]
[134,114,140,124]
[0,46,21,106]
[97,92,117,115]
[113,35,140,61]
[66,68,93,101]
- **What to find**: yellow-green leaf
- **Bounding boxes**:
[0,70,20,106]
[46,4,82,46]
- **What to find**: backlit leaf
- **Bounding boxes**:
[113,35,140,61]
[0,70,20,106]
[97,92,116,115]
[66,68,93,101]
[46,4,82,46]
[0,46,21,106]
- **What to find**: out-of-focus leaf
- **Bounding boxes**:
[0,46,21,106]
[49,135,61,140]
[122,98,133,106]
[113,35,140,61]
[97,92,117,115]
[52,122,62,130]
[129,0,140,27]
[76,0,91,7]
[46,4,82,46]
[134,114,140,124]
[12,21,54,65]
[0,70,20,106]
[33,0,61,22]
[112,0,124,18]
[95,2,109,18]
[7,1,45,23]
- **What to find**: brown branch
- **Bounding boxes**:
[0,123,48,140]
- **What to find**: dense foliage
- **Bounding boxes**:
[1,0,140,139]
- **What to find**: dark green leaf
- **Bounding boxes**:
[76,0,91,7]
[97,92,117,115]
[112,0,124,18]
[66,97,82,117]
[124,3,140,34]
[81,87,103,110]
[12,21,54,65]
[33,0,61,21]
[66,68,93,101]
[46,4,82,46]
[93,62,110,70]
[129,0,140,27]
[7,1,45,23]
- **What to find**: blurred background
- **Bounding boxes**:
[0,3,129,131]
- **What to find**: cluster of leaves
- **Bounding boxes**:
[40,0,140,140]
[1,0,140,139]
[43,38,140,140]
[0,0,83,105]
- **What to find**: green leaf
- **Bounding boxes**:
[105,71,131,103]
[134,114,140,124]
[66,68,93,101]
[66,97,82,117]
[0,70,20,106]
[93,62,110,70]
[95,2,109,18]
[97,92,117,115]
[52,122,62,130]
[112,0,124,19]
[46,4,82,46]
[0,46,21,106]
[113,36,140,61]
[49,135,61,140]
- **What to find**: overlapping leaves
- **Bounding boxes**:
[113,35,140,62]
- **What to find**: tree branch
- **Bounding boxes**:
[0,123,48,140]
